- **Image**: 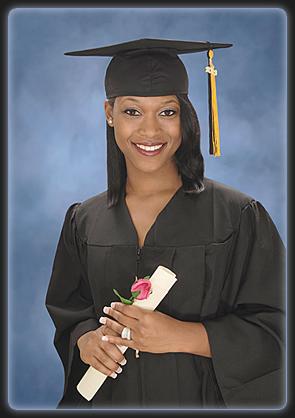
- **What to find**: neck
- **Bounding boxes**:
[125,162,182,198]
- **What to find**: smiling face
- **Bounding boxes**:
[105,95,182,176]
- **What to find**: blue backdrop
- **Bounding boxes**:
[8,8,287,409]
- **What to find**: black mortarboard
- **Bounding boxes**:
[65,38,233,156]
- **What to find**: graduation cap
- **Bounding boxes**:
[65,38,232,157]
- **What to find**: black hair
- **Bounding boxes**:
[106,94,204,208]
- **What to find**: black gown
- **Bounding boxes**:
[45,177,285,409]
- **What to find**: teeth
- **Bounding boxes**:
[135,143,164,151]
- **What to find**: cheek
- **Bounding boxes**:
[168,122,182,147]
[164,116,181,135]
[113,123,133,151]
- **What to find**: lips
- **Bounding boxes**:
[131,141,167,156]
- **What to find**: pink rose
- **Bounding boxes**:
[113,274,152,304]
[131,278,152,300]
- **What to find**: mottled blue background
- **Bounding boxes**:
[8,8,287,409]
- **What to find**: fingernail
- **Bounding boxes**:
[102,336,108,341]
[110,372,117,379]
[119,358,127,366]
[111,302,116,309]
[99,317,106,324]
[116,366,122,373]
[103,306,110,314]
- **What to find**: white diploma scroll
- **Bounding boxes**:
[77,265,177,401]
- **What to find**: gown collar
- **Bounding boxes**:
[87,183,186,247]
[121,183,184,249]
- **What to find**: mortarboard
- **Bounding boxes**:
[65,38,232,157]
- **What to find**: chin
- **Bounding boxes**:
[136,165,162,174]
[132,161,166,174]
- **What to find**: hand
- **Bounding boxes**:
[77,324,127,379]
[99,302,182,354]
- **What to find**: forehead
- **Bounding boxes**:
[115,95,179,106]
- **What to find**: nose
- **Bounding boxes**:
[138,113,161,138]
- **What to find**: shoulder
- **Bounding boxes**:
[67,190,108,241]
[203,177,255,209]
[78,190,108,215]
[198,177,257,232]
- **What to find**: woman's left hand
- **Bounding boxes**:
[99,302,183,354]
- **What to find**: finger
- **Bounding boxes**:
[96,324,121,338]
[79,347,120,377]
[103,306,138,329]
[89,354,122,379]
[96,327,128,364]
[95,326,113,339]
[102,334,137,350]
[110,302,145,320]
[95,347,125,375]
[99,339,128,366]
[102,325,119,337]
[99,316,125,335]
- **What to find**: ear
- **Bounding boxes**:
[104,100,113,125]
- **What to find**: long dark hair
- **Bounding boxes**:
[106,94,204,208]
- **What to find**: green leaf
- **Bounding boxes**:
[131,290,140,298]
[143,275,150,280]
[121,298,134,305]
[113,288,121,298]
[113,288,133,305]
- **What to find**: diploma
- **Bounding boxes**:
[76,265,177,401]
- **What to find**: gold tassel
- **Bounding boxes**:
[205,49,221,157]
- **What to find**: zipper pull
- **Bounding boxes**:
[136,247,142,259]
[136,247,142,278]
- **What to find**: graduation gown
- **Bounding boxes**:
[45,177,285,408]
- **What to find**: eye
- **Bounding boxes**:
[123,108,141,116]
[160,109,177,117]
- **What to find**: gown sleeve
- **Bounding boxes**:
[202,200,286,407]
[45,203,99,406]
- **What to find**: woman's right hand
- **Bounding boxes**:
[77,324,127,379]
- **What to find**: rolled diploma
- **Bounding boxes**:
[77,265,177,401]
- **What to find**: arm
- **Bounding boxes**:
[45,203,100,405]
[46,203,130,406]
[200,201,285,407]
[173,320,212,357]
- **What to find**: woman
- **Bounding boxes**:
[45,39,285,409]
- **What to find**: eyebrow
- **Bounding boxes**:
[120,97,179,106]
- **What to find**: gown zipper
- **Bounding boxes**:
[135,246,142,357]
[135,245,144,403]
[136,246,142,278]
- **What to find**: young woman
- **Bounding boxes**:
[45,39,285,409]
